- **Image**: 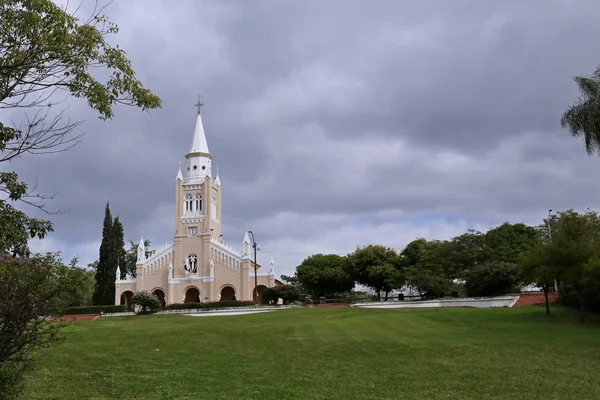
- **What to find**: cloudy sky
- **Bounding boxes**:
[13,0,600,277]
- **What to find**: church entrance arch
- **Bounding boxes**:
[184,287,200,303]
[220,285,236,301]
[253,285,268,305]
[120,291,134,311]
[152,288,166,308]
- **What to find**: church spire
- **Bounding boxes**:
[185,96,212,183]
[189,96,209,155]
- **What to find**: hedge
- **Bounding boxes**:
[60,305,127,315]
[165,300,255,310]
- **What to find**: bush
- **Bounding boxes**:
[263,284,304,304]
[0,254,75,400]
[60,305,126,315]
[557,290,600,314]
[165,300,255,310]
[464,261,520,297]
[131,291,160,314]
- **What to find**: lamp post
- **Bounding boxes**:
[248,230,258,303]
[548,209,558,291]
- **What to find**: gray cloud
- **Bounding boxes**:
[10,0,600,276]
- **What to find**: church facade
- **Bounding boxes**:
[114,110,275,308]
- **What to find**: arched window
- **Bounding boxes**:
[194,194,202,214]
[184,194,193,214]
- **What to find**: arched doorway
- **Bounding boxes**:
[220,286,236,301]
[184,287,200,303]
[152,289,166,308]
[120,291,134,311]
[253,285,268,305]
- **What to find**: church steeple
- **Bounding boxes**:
[185,97,212,183]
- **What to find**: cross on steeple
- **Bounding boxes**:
[194,95,204,115]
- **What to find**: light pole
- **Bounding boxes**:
[548,209,558,291]
[248,230,258,303]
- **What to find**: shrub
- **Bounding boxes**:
[464,261,520,297]
[0,254,75,400]
[263,284,303,304]
[131,291,160,314]
[165,300,255,310]
[60,305,127,315]
[557,290,600,314]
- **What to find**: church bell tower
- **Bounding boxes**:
[172,98,221,283]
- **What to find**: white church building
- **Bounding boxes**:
[114,106,276,308]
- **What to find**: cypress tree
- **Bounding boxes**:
[113,216,126,281]
[93,202,116,305]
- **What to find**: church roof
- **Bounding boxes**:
[189,112,210,155]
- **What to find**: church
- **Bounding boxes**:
[114,106,276,308]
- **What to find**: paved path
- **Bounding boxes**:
[184,309,277,317]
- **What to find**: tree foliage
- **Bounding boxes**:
[92,202,115,305]
[561,65,600,156]
[263,283,304,305]
[346,245,402,299]
[295,254,354,298]
[0,253,81,399]
[112,216,126,280]
[464,261,520,297]
[123,239,151,278]
[0,0,161,256]
[131,290,160,314]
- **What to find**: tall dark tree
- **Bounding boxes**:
[113,217,126,280]
[561,65,600,156]
[93,203,116,305]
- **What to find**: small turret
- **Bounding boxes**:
[115,266,121,282]
[242,229,251,259]
[137,234,145,264]
[269,257,275,276]
[176,161,183,182]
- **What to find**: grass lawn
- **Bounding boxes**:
[23,306,600,400]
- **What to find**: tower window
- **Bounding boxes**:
[184,194,193,212]
[193,165,198,170]
[194,194,202,212]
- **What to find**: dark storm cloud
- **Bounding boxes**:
[11,0,600,268]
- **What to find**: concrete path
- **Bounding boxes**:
[183,309,277,317]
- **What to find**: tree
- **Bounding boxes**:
[0,253,81,400]
[123,239,151,278]
[537,209,600,321]
[295,254,354,298]
[483,222,541,264]
[520,243,559,316]
[62,256,95,307]
[92,202,116,305]
[0,0,161,256]
[560,65,600,156]
[346,245,402,300]
[464,261,520,297]
[112,216,126,279]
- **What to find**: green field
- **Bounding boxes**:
[23,306,600,400]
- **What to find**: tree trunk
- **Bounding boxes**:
[384,290,389,301]
[543,285,550,317]
[576,291,586,323]
[376,289,381,301]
